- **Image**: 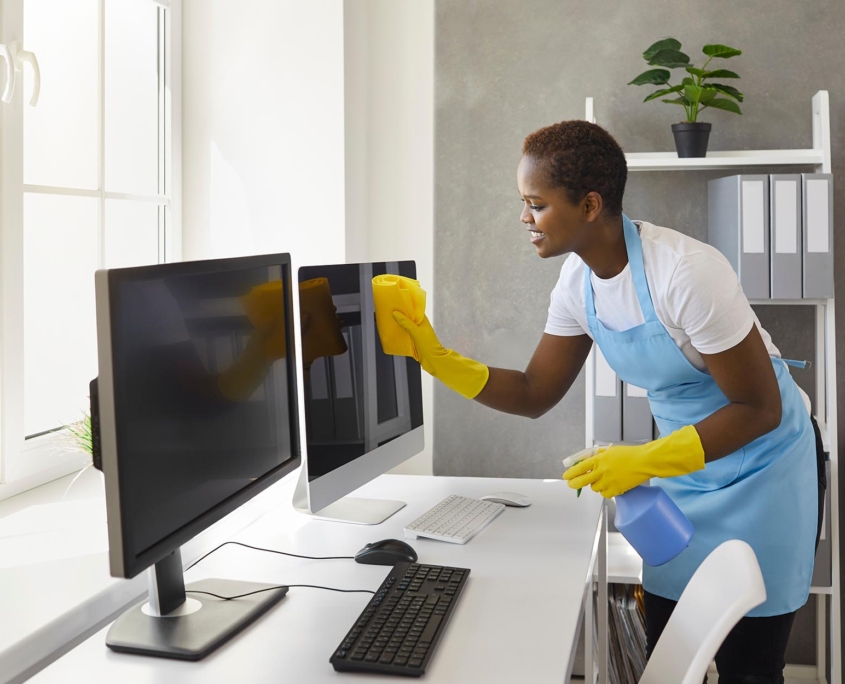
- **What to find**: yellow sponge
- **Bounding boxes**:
[372,275,426,357]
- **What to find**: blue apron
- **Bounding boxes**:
[584,215,817,616]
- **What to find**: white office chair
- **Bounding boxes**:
[639,540,766,684]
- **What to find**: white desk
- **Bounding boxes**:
[30,474,607,684]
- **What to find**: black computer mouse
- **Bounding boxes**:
[354,539,418,566]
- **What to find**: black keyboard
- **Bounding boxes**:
[330,562,470,677]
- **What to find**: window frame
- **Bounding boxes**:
[0,0,182,499]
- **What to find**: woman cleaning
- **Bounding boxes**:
[388,120,822,684]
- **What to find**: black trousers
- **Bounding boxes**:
[643,415,827,684]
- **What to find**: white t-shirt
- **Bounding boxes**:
[544,221,780,372]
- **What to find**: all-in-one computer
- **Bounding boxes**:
[292,261,424,524]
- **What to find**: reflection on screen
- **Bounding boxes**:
[112,266,296,557]
[299,262,423,481]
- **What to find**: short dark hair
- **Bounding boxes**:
[522,120,627,216]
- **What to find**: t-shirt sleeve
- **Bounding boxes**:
[664,250,756,355]
[544,261,589,337]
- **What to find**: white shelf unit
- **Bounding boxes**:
[584,91,840,684]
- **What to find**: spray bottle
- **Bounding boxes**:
[563,447,693,567]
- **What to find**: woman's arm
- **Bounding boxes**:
[474,333,593,419]
[695,324,782,462]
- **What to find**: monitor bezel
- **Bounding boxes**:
[96,252,302,579]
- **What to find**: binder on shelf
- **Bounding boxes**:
[769,174,802,299]
[812,461,832,587]
[594,346,622,443]
[622,383,652,444]
[802,173,834,299]
[708,174,770,300]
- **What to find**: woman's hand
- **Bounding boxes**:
[563,425,705,498]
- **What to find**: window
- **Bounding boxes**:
[0,0,181,497]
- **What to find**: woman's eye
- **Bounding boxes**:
[530,204,543,211]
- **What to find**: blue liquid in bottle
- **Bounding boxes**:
[614,485,693,566]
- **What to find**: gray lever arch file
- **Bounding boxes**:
[622,383,652,444]
[802,173,834,299]
[593,347,622,443]
[708,175,770,300]
[769,175,802,299]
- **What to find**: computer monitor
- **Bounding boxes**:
[292,261,424,525]
[93,253,301,660]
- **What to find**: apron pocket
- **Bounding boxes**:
[683,447,745,490]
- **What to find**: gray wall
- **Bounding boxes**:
[434,0,845,668]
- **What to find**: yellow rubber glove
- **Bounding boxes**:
[392,311,490,400]
[562,425,706,499]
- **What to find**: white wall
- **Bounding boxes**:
[182,0,347,268]
[344,0,435,475]
[183,0,435,475]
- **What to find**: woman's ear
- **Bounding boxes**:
[583,191,604,221]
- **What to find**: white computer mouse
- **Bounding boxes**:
[480,491,532,507]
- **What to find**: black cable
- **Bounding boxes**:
[184,540,355,572]
[183,541,373,600]
[187,585,376,601]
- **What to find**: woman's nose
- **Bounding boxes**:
[520,204,533,224]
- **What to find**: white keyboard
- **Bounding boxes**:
[404,495,506,545]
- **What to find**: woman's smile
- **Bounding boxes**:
[528,228,545,244]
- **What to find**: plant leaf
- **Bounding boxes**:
[682,76,694,86]
[702,98,742,114]
[702,69,740,79]
[702,44,742,58]
[662,98,689,106]
[684,84,703,103]
[648,49,691,68]
[685,66,707,78]
[699,88,718,103]
[628,69,671,86]
[643,38,682,61]
[709,83,744,102]
[643,84,683,102]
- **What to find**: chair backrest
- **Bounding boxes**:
[639,540,766,684]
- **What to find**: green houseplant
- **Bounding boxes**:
[628,38,744,157]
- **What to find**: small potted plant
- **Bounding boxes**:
[628,38,743,158]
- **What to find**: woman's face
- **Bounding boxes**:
[517,154,588,259]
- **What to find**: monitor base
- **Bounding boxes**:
[311,497,406,525]
[106,578,288,660]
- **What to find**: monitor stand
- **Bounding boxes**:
[106,549,287,660]
[292,468,405,525]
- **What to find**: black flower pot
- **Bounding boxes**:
[671,122,712,158]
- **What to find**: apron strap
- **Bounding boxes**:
[622,215,659,324]
[584,215,659,325]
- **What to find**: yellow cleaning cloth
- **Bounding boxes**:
[241,280,287,359]
[372,275,426,358]
[299,277,348,365]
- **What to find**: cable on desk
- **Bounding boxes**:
[188,585,376,601]
[185,540,355,572]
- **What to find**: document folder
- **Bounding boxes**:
[708,175,770,300]
[802,173,834,299]
[769,175,802,299]
[622,383,652,444]
[593,346,621,443]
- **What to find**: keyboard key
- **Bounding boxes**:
[409,658,423,667]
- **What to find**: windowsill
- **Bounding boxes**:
[0,464,300,683]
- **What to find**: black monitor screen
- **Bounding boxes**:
[298,262,423,481]
[110,261,298,562]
